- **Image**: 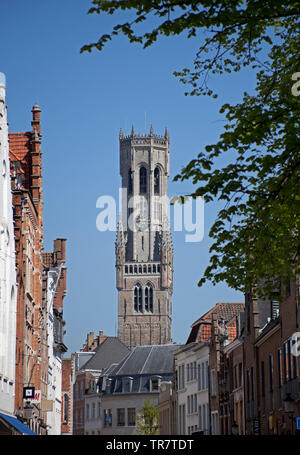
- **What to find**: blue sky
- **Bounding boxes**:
[1,1,255,354]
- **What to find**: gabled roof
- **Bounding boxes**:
[186,302,245,344]
[80,337,130,371]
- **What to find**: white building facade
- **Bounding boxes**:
[45,265,66,434]
[84,373,102,435]
[0,72,17,416]
[174,342,210,435]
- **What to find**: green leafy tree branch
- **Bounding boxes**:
[81,1,300,298]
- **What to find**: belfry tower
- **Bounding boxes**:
[116,125,173,348]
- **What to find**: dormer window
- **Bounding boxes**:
[122,376,133,393]
[150,376,162,392]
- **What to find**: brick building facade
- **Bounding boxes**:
[208,303,244,435]
[9,105,47,434]
[9,105,68,434]
[244,279,300,435]
[61,358,74,435]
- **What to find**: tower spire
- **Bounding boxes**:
[131,124,135,137]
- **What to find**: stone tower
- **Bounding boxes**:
[116,125,173,348]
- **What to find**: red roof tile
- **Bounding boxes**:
[186,302,245,344]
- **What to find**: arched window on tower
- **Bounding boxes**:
[145,287,149,312]
[134,284,142,312]
[139,166,147,194]
[145,283,154,312]
[128,168,133,195]
[154,167,160,195]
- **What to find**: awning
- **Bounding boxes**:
[0,413,36,435]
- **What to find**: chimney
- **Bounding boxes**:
[98,330,107,345]
[31,104,41,134]
[54,238,67,265]
[30,104,43,215]
[87,332,94,350]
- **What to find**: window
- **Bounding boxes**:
[154,167,160,194]
[198,364,201,390]
[271,296,280,319]
[211,369,216,396]
[63,394,68,422]
[269,354,274,410]
[128,408,136,426]
[92,402,95,419]
[139,166,147,194]
[198,405,202,430]
[179,404,186,435]
[134,284,142,312]
[122,377,133,393]
[104,409,112,427]
[261,361,265,414]
[151,376,161,391]
[246,369,250,419]
[145,286,149,311]
[117,408,125,426]
[145,283,153,312]
[128,168,133,195]
[288,339,292,381]
[211,411,219,435]
[283,342,288,383]
[238,362,242,388]
[86,404,89,420]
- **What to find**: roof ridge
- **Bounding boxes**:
[113,347,134,376]
[140,345,154,374]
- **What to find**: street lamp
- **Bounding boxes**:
[283,393,295,434]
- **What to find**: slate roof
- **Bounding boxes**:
[111,344,181,376]
[80,337,130,371]
[99,343,182,396]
